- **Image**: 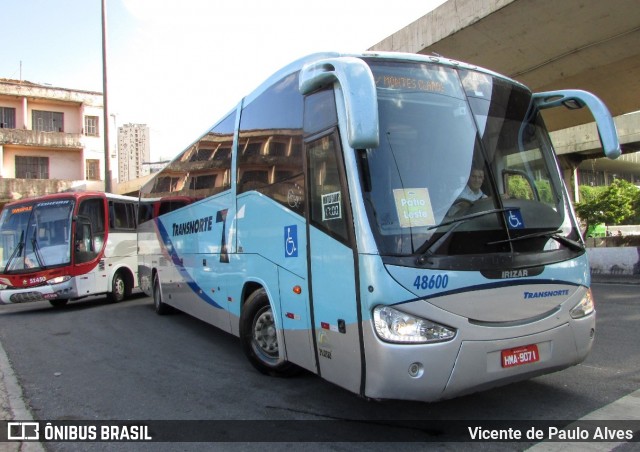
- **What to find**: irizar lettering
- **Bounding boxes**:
[524,289,569,299]
[172,216,213,236]
[502,269,528,278]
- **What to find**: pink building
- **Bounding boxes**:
[0,78,114,208]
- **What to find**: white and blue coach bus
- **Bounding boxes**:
[137,52,620,402]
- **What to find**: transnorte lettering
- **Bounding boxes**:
[172,216,213,236]
[523,289,569,299]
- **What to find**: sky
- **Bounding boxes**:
[0,0,446,162]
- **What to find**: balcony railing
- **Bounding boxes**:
[0,128,83,148]
[0,178,105,208]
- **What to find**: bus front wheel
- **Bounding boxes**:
[240,289,298,377]
[107,271,129,303]
[49,299,69,308]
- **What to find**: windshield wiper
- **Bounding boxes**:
[4,231,25,273]
[487,229,585,252]
[415,208,515,264]
[31,232,46,269]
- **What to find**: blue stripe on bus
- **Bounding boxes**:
[155,218,224,310]
[392,278,583,307]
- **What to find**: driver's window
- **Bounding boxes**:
[75,197,104,264]
[75,221,96,264]
[307,132,349,243]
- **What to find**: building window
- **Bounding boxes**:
[189,174,217,190]
[153,176,182,193]
[189,148,214,162]
[84,116,99,136]
[86,159,100,180]
[0,107,16,129]
[33,110,64,132]
[15,156,49,179]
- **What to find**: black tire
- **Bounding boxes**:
[49,299,69,308]
[107,271,129,303]
[240,289,298,377]
[152,273,171,315]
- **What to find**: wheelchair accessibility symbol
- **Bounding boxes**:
[285,225,298,257]
[505,209,525,229]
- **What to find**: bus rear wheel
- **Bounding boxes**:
[107,271,129,303]
[153,274,171,315]
[240,289,298,377]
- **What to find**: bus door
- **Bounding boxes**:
[74,216,97,296]
[306,130,363,395]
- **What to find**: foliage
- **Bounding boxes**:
[507,176,532,200]
[506,176,553,203]
[578,185,605,204]
[624,184,640,225]
[535,180,553,204]
[575,179,640,234]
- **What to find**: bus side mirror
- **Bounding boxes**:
[299,57,380,149]
[533,89,621,160]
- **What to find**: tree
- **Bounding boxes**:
[575,179,640,236]
[623,184,640,225]
[578,184,605,204]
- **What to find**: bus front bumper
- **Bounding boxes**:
[362,314,595,402]
[0,279,78,304]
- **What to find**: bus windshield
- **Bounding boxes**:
[0,199,74,272]
[362,60,578,268]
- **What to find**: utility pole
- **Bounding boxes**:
[101,0,112,193]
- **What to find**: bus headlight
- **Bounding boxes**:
[47,276,71,286]
[373,306,456,343]
[570,289,595,319]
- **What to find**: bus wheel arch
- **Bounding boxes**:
[240,286,298,377]
[107,267,133,303]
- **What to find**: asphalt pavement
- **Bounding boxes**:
[0,274,637,451]
[0,334,44,452]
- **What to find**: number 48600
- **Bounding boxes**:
[413,274,449,290]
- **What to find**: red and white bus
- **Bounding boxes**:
[0,191,138,307]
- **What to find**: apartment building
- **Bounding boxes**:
[0,78,113,209]
[117,123,150,183]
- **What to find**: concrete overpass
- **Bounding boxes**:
[118,0,640,196]
[369,0,640,192]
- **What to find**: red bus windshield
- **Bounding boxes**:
[0,199,74,271]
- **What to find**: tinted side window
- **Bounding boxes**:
[307,132,348,243]
[158,200,189,216]
[237,73,305,215]
[304,88,337,135]
[78,198,105,235]
[139,112,235,201]
[110,201,136,230]
[138,198,191,223]
[77,198,106,259]
[138,202,153,224]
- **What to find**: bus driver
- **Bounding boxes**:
[458,166,487,203]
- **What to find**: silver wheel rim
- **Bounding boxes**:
[114,277,124,298]
[253,306,278,358]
